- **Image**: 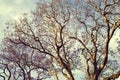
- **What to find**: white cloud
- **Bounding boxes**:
[0,0,39,41]
[14,0,23,5]
[109,29,120,49]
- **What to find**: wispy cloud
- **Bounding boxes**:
[0,0,38,18]
[0,0,39,41]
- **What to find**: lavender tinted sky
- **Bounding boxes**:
[0,0,120,80]
[0,0,39,41]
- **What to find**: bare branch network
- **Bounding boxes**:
[0,0,120,80]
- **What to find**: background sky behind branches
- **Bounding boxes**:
[0,0,119,48]
[0,0,120,80]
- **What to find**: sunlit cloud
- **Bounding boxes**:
[0,0,39,41]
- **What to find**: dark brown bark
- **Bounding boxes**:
[0,75,5,80]
[17,63,26,80]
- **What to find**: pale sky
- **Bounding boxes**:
[0,0,39,41]
[0,0,120,80]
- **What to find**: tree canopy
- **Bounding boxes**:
[0,0,120,80]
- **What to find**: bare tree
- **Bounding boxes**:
[70,0,120,80]
[1,0,120,80]
[0,38,51,80]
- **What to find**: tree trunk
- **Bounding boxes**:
[50,70,59,80]
[94,74,99,80]
[27,71,31,80]
[66,68,75,80]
